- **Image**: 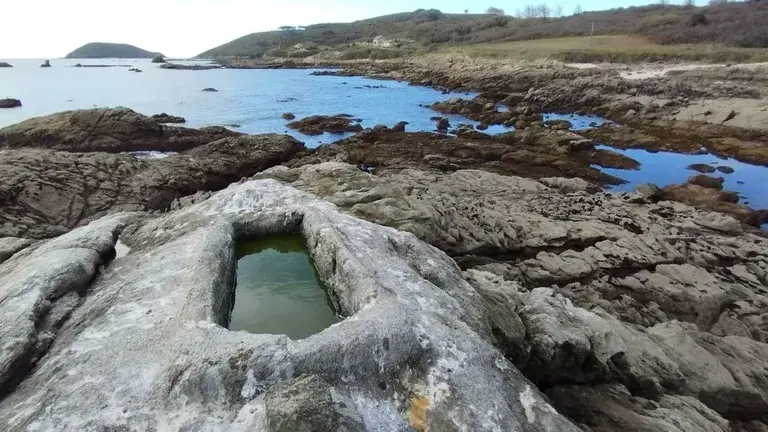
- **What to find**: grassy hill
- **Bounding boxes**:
[65,43,163,59]
[197,2,768,59]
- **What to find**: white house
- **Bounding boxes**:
[372,35,392,48]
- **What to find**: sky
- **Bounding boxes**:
[1,0,698,58]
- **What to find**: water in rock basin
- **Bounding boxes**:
[229,235,339,339]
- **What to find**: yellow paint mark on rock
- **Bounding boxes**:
[408,395,430,432]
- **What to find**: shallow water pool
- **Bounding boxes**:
[229,236,339,339]
[597,145,768,210]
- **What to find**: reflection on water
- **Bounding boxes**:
[596,145,768,210]
[229,235,339,339]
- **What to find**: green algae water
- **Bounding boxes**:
[229,235,339,339]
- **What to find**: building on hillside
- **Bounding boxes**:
[372,35,392,48]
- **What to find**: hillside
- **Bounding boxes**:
[65,43,163,59]
[197,2,768,59]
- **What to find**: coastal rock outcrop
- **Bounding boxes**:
[0,99,21,109]
[0,107,237,153]
[287,115,364,135]
[0,62,12,68]
[0,135,304,238]
[253,162,768,430]
[286,127,637,185]
[150,113,186,124]
[0,178,580,431]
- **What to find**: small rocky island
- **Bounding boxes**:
[65,42,163,59]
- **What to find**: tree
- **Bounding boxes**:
[464,9,469,13]
[658,0,669,5]
[554,4,564,17]
[573,4,584,15]
[683,0,695,7]
[522,4,538,18]
[485,6,505,15]
[537,3,552,18]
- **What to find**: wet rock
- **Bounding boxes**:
[201,87,218,92]
[0,179,581,431]
[0,62,12,68]
[281,112,296,120]
[151,54,166,64]
[688,175,725,190]
[716,165,735,174]
[544,120,572,131]
[476,123,489,131]
[687,164,717,174]
[0,98,21,109]
[372,124,389,133]
[150,113,186,124]
[287,115,364,136]
[0,107,238,153]
[40,60,51,68]
[659,183,762,226]
[286,129,632,187]
[436,117,450,130]
[128,68,142,72]
[0,134,304,238]
[391,121,408,132]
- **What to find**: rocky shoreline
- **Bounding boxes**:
[1,55,768,431]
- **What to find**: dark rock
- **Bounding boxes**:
[372,124,389,133]
[687,163,717,174]
[0,133,304,238]
[544,120,573,130]
[151,55,166,64]
[287,115,363,135]
[74,63,83,68]
[160,63,220,71]
[150,113,186,124]
[40,60,51,68]
[391,121,408,132]
[716,165,735,174]
[689,175,725,190]
[128,68,142,73]
[476,123,489,131]
[0,107,237,153]
[281,113,296,120]
[201,88,218,92]
[0,99,22,109]
[0,62,12,68]
[436,118,450,130]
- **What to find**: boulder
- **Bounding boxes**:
[0,107,237,153]
[688,174,725,190]
[281,112,296,120]
[0,62,12,68]
[201,87,218,92]
[0,179,580,432]
[687,164,717,174]
[436,117,450,130]
[150,113,186,124]
[40,60,51,68]
[0,98,21,109]
[151,54,166,63]
[391,121,408,132]
[287,115,364,135]
[716,165,735,174]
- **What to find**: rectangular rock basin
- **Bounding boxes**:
[229,235,339,339]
